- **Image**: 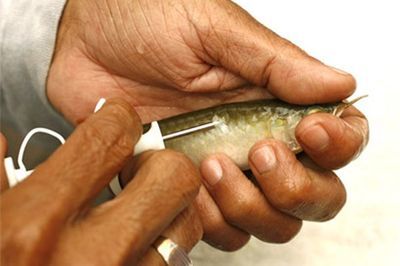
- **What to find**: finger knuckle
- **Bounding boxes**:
[203,214,226,236]
[201,211,250,251]
[254,142,314,214]
[272,170,347,221]
[273,174,313,214]
[183,208,204,245]
[107,99,135,115]
[223,195,257,223]
[2,220,55,263]
[317,181,347,221]
[204,224,250,251]
[264,220,302,244]
[82,116,135,160]
[148,150,201,199]
[206,235,250,252]
[220,236,250,252]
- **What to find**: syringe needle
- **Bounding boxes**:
[162,121,221,141]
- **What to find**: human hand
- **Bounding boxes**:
[197,106,368,250]
[0,100,202,265]
[46,0,368,251]
[47,0,355,125]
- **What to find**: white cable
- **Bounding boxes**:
[6,98,103,187]
[17,128,65,172]
[7,97,164,193]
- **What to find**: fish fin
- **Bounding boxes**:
[333,95,368,117]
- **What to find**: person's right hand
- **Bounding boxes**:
[0,99,202,266]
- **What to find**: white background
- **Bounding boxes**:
[192,1,400,265]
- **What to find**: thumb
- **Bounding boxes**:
[192,1,355,104]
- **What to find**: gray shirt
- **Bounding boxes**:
[1,0,72,166]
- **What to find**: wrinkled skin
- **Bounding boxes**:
[1,0,369,264]
[1,100,203,266]
[48,0,358,124]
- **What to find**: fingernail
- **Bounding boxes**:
[329,65,349,75]
[299,124,330,151]
[201,158,223,187]
[250,145,276,174]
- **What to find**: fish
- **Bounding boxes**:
[147,96,366,170]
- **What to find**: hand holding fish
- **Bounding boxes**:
[197,106,368,249]
[45,0,368,252]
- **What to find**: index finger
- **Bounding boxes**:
[4,99,142,217]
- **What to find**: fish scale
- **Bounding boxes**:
[147,97,366,170]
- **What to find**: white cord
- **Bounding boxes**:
[17,128,65,172]
[6,98,105,187]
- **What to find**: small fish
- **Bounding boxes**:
[150,96,366,170]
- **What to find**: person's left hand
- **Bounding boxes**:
[46,0,369,251]
[1,100,203,265]
[196,106,368,250]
